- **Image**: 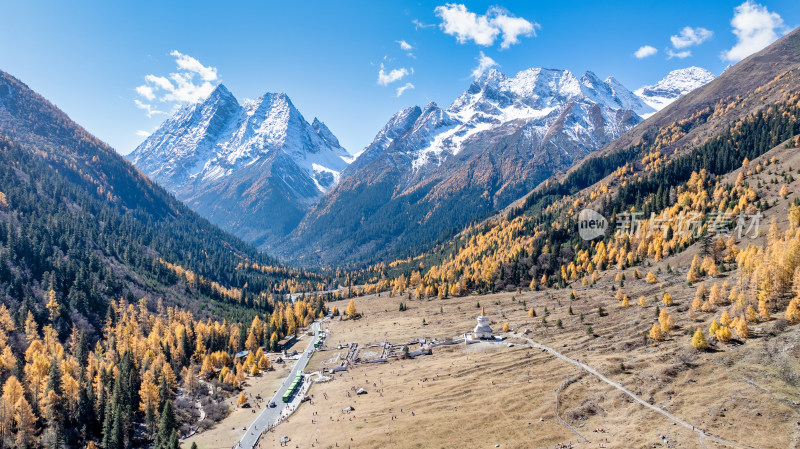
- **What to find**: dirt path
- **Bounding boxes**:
[514,332,755,449]
[554,367,589,443]
[196,380,214,424]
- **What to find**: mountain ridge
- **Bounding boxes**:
[634,66,716,114]
[0,69,328,329]
[129,84,351,247]
[275,67,653,266]
[127,64,716,266]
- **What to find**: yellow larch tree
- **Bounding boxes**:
[14,396,37,449]
[245,332,258,352]
[720,310,732,326]
[659,309,674,333]
[758,298,771,321]
[2,377,23,407]
[733,316,750,339]
[139,370,159,413]
[709,320,720,338]
[24,312,38,345]
[0,397,11,445]
[649,324,664,342]
[709,283,723,306]
[345,299,357,319]
[691,328,709,350]
[786,298,800,323]
[702,256,719,277]
[716,325,732,342]
[745,305,758,323]
[46,290,59,323]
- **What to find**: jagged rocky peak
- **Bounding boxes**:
[507,67,582,101]
[130,86,350,192]
[312,117,341,148]
[127,85,352,248]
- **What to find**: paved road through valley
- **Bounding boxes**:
[237,320,323,449]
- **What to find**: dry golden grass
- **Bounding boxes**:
[199,142,800,449]
[261,343,577,449]
[258,261,799,449]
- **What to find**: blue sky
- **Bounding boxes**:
[1,1,798,155]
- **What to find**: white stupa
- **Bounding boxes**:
[468,308,493,341]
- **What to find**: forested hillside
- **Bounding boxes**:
[0,70,337,448]
[0,70,332,332]
[349,28,800,303]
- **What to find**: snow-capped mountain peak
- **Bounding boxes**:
[206,83,238,105]
[128,83,241,185]
[131,87,349,192]
[386,66,652,173]
[128,86,352,248]
[291,65,653,265]
[634,67,715,114]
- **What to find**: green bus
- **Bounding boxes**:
[282,374,304,403]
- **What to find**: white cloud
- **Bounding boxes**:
[377,64,411,86]
[722,0,788,62]
[670,27,713,49]
[170,50,218,81]
[133,99,166,118]
[412,19,435,29]
[634,45,658,59]
[143,74,173,91]
[471,51,499,79]
[134,50,220,117]
[435,4,497,45]
[162,72,216,103]
[397,40,413,51]
[396,82,415,97]
[489,7,540,49]
[136,130,152,138]
[434,3,538,49]
[135,85,155,100]
[667,49,692,59]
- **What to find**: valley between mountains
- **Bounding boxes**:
[129,65,715,267]
[0,14,799,449]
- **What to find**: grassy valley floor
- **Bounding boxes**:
[259,275,799,449]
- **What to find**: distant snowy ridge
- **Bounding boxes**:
[128,65,715,258]
[634,67,716,115]
[350,67,654,176]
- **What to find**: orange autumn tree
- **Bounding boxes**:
[345,299,358,319]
